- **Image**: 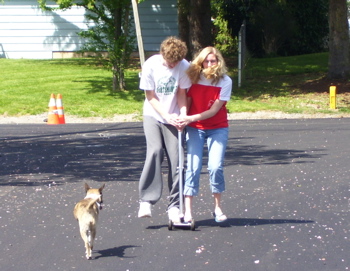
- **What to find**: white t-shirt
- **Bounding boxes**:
[140,54,191,123]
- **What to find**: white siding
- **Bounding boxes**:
[138,1,178,51]
[0,0,178,59]
[0,0,91,59]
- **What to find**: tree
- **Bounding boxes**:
[177,0,191,59]
[211,0,238,57]
[220,0,329,57]
[38,0,135,92]
[178,0,213,59]
[328,0,350,79]
[283,0,328,56]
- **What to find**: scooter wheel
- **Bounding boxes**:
[168,220,173,231]
[190,219,196,231]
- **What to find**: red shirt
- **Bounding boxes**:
[187,84,229,130]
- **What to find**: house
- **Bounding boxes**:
[0,0,178,59]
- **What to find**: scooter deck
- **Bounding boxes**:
[168,219,195,231]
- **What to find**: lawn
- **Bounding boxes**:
[0,52,349,118]
[231,53,350,115]
[0,58,143,118]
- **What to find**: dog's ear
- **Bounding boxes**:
[84,183,90,193]
[99,183,105,192]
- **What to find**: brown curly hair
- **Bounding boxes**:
[160,36,188,63]
[187,47,227,85]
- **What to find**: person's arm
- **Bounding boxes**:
[181,76,232,126]
[179,99,226,126]
[177,87,188,117]
[145,90,179,126]
[175,87,189,131]
[191,99,226,122]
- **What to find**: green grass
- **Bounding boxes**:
[243,53,328,77]
[0,58,143,118]
[1,52,348,118]
[227,52,350,115]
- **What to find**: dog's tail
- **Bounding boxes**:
[86,197,100,210]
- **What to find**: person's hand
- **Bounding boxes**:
[176,115,193,131]
[164,113,180,127]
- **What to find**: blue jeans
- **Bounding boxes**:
[184,126,228,196]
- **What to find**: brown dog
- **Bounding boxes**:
[73,183,105,259]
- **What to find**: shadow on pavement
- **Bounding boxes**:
[0,124,146,186]
[196,217,314,228]
[145,217,314,231]
[95,245,140,259]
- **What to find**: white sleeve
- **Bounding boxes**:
[219,75,232,101]
[178,60,192,90]
[139,59,155,91]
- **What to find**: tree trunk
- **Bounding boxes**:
[177,0,191,60]
[188,0,213,57]
[328,0,350,79]
[112,66,121,93]
[177,0,213,59]
[121,2,131,90]
[111,4,124,92]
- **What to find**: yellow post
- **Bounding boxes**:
[329,86,336,109]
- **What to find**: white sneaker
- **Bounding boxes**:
[168,206,180,223]
[138,202,152,218]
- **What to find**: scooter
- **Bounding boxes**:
[168,130,196,231]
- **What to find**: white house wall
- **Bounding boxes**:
[139,1,178,51]
[0,0,178,59]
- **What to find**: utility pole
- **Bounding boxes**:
[131,0,145,68]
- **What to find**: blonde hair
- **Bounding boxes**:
[160,36,188,63]
[187,47,227,85]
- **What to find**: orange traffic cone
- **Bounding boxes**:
[47,93,60,125]
[56,93,66,124]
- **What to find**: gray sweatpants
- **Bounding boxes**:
[139,116,183,210]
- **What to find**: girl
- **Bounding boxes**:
[179,47,232,223]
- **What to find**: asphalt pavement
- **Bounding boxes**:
[0,118,349,271]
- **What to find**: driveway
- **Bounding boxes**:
[1,118,349,271]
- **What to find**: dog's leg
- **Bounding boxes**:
[80,229,92,260]
[86,230,93,260]
[85,244,91,259]
[90,228,96,251]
